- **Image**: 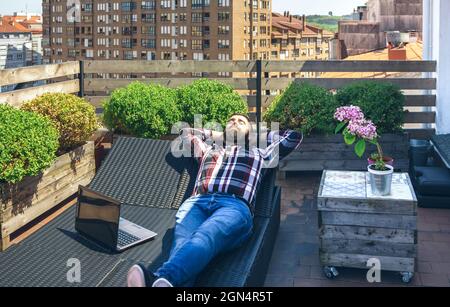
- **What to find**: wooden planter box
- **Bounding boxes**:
[279,133,410,173]
[0,142,96,251]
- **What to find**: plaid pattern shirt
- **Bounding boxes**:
[181,129,303,211]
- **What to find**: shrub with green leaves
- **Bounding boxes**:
[335,81,405,134]
[264,82,339,135]
[103,82,181,139]
[177,79,248,127]
[21,93,98,151]
[0,104,59,184]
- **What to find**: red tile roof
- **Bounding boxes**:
[272,13,304,32]
[0,15,42,34]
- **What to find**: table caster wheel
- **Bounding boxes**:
[323,266,339,279]
[400,272,413,283]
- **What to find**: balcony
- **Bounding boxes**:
[0,59,449,288]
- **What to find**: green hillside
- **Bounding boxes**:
[306,15,342,33]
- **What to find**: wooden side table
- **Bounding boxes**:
[317,170,418,283]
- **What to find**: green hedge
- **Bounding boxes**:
[264,82,339,135]
[103,82,181,139]
[335,81,405,134]
[0,104,59,184]
[177,79,248,127]
[21,93,98,151]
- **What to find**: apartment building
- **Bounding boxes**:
[271,12,333,77]
[0,13,43,92]
[42,0,272,64]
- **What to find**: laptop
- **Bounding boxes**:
[75,185,157,252]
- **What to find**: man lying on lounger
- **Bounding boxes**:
[127,114,302,287]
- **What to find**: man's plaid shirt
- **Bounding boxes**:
[181,129,303,211]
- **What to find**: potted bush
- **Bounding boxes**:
[335,105,393,196]
[0,104,59,250]
[103,81,181,140]
[177,79,248,128]
[264,82,338,135]
[0,94,98,251]
[264,82,346,173]
[263,81,409,173]
[22,93,99,153]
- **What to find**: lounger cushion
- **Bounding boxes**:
[413,166,450,197]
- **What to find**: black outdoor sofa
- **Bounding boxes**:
[0,136,280,287]
[410,134,450,208]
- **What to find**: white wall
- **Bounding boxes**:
[424,0,450,134]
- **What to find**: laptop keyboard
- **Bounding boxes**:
[117,230,141,248]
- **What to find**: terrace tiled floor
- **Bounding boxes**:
[264,172,450,287]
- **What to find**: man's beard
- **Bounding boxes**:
[223,130,249,147]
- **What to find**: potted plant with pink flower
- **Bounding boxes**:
[334,105,393,196]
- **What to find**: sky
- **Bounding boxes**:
[0,0,367,16]
[273,0,367,16]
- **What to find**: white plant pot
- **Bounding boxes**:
[367,164,394,196]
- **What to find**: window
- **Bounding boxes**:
[124,51,137,60]
[142,39,156,48]
[160,39,171,47]
[142,26,156,35]
[192,26,202,36]
[192,0,210,9]
[160,13,170,21]
[142,13,156,22]
[179,39,187,48]
[122,26,137,35]
[162,52,171,60]
[179,13,187,22]
[161,0,171,8]
[218,25,230,35]
[142,1,156,10]
[218,40,230,49]
[82,3,92,12]
[192,13,203,23]
[192,39,202,50]
[142,51,156,60]
[161,26,171,34]
[179,26,187,35]
[218,0,230,7]
[121,2,136,11]
[218,12,230,21]
[122,38,137,48]
[193,52,204,60]
[218,53,230,77]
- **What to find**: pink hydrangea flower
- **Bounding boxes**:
[348,119,378,140]
[334,105,364,122]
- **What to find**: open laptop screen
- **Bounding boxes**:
[75,186,120,249]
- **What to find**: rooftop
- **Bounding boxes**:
[322,41,423,78]
[0,59,446,287]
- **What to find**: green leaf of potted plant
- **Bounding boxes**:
[334,105,393,196]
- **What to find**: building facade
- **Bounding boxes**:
[0,14,43,92]
[270,12,333,78]
[42,0,272,64]
[43,1,331,65]
[338,0,422,56]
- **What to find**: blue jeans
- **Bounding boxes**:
[154,193,253,286]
